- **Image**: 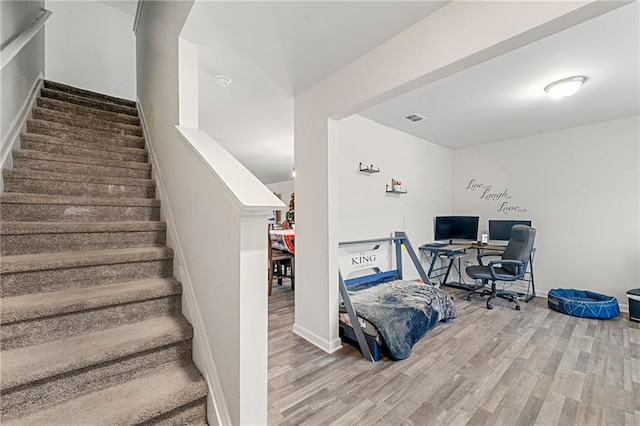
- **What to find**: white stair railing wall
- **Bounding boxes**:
[136,15,284,424]
[1,3,51,190]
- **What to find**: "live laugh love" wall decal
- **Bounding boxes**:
[465,179,528,214]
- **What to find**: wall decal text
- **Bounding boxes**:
[465,179,528,215]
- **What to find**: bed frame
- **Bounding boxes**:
[338,231,433,362]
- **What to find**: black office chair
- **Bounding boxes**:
[466,225,536,310]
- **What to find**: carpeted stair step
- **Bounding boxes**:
[1,278,182,349]
[146,398,208,425]
[3,168,156,198]
[0,193,160,222]
[1,221,166,255]
[32,107,142,137]
[1,246,174,297]
[41,87,138,117]
[12,149,152,180]
[1,361,207,425]
[1,315,194,420]
[21,132,147,163]
[27,119,145,149]
[37,97,140,126]
[44,80,137,108]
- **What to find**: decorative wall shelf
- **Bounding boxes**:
[386,185,407,194]
[359,162,380,173]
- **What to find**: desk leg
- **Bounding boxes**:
[427,254,438,282]
[451,257,467,286]
[442,258,455,284]
[525,252,536,302]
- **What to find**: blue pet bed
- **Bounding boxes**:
[548,288,620,319]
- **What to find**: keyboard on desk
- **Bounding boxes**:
[421,242,450,249]
[421,243,474,253]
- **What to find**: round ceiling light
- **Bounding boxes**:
[544,76,587,99]
[214,75,232,88]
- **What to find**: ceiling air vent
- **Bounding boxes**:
[403,113,427,123]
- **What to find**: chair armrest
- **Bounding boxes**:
[476,252,502,266]
[487,259,526,280]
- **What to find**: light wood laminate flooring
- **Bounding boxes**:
[268,282,640,425]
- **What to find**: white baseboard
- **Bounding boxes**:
[1,74,43,189]
[137,103,231,426]
[292,323,343,354]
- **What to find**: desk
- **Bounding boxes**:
[419,244,472,288]
[419,243,536,301]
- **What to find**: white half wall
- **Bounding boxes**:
[452,116,640,309]
[44,0,136,100]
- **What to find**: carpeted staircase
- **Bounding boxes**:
[0,80,208,425]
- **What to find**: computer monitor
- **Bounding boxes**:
[434,216,479,242]
[488,219,532,241]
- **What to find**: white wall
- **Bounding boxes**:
[335,115,452,283]
[266,179,294,202]
[337,115,451,244]
[1,0,43,46]
[196,46,294,184]
[45,0,135,100]
[1,0,45,187]
[452,116,640,309]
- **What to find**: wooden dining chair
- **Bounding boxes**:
[268,225,295,296]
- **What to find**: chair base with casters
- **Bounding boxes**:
[466,279,521,310]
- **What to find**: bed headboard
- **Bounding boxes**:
[338,243,399,286]
[338,231,431,287]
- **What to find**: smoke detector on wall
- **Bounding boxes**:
[402,112,427,123]
[215,75,232,88]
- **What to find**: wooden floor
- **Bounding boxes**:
[268,282,640,425]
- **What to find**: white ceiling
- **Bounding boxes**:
[183,1,448,96]
[182,1,448,183]
[361,1,640,149]
[96,0,137,17]
[182,1,639,184]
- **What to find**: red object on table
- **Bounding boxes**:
[270,229,295,254]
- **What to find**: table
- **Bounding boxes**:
[270,229,295,254]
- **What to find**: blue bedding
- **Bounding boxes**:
[347,280,457,360]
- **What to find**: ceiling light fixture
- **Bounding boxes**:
[214,75,232,88]
[544,76,587,99]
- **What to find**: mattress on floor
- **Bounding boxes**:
[341,279,457,360]
[338,308,384,361]
[338,309,380,338]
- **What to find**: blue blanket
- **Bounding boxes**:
[347,280,457,360]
